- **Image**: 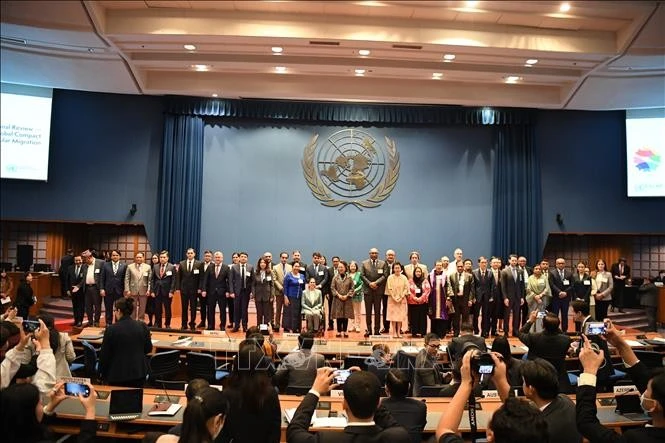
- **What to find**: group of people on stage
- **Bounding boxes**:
[54,246,661,335]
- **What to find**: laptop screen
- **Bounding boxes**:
[109,389,144,415]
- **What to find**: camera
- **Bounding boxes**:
[22,320,40,333]
[536,311,547,319]
[584,321,607,336]
[471,352,495,375]
[64,382,91,398]
[333,369,351,385]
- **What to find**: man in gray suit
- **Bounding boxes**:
[361,248,388,337]
[273,332,324,391]
[81,250,105,327]
[124,252,152,322]
[229,251,253,332]
[272,252,291,332]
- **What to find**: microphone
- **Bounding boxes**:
[223,328,232,343]
[160,382,173,404]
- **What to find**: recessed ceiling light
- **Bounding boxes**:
[192,64,210,71]
[358,49,371,56]
[466,1,479,7]
[525,59,538,65]
[432,72,443,79]
[211,93,218,97]
[275,66,287,73]
[504,75,522,84]
[443,54,456,62]
[355,69,366,75]
[184,44,196,51]
[271,46,283,53]
[559,2,571,12]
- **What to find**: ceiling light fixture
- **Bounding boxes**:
[432,72,443,79]
[525,59,538,65]
[559,2,571,12]
[271,46,283,53]
[275,66,287,73]
[443,54,456,62]
[192,64,210,71]
[211,93,218,97]
[466,1,479,7]
[358,49,371,56]
[504,75,522,84]
[355,69,366,75]
[184,44,196,51]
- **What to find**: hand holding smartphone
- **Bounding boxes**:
[64,382,91,398]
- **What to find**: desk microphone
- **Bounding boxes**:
[223,328,233,343]
[160,382,174,404]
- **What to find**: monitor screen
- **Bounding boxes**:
[626,108,665,197]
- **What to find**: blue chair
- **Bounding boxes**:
[80,340,100,381]
[185,352,229,384]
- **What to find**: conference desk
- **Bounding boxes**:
[46,386,650,442]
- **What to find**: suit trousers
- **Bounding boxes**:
[129,294,147,321]
[327,293,334,327]
[520,301,529,327]
[273,294,284,328]
[84,285,101,325]
[103,289,122,325]
[551,296,570,332]
[196,293,207,326]
[382,294,390,331]
[503,297,522,336]
[480,298,498,336]
[234,289,251,329]
[207,291,227,329]
[154,292,172,327]
[408,303,428,336]
[451,296,470,336]
[256,299,273,326]
[431,318,450,339]
[364,292,382,334]
[72,290,85,324]
[146,296,155,324]
[471,301,481,334]
[595,300,610,325]
[181,291,198,328]
[282,296,301,331]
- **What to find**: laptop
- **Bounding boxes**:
[615,393,650,421]
[109,388,144,421]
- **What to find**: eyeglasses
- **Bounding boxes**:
[427,343,440,348]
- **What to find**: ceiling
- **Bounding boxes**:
[1,0,664,110]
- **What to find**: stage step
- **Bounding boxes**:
[607,308,649,331]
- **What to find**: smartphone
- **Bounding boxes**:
[64,382,91,398]
[585,322,607,336]
[536,311,547,319]
[22,320,40,333]
[334,369,351,385]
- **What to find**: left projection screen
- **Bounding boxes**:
[1,83,53,181]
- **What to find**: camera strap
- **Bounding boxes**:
[468,392,478,443]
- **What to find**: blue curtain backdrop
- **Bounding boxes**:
[492,124,542,261]
[158,97,542,260]
[156,114,204,256]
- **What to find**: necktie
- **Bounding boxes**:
[620,264,623,275]
[113,262,118,275]
[283,264,286,275]
[372,260,376,269]
[75,266,80,277]
[215,264,220,278]
[160,265,165,278]
[241,265,246,289]
[512,267,517,281]
[188,261,192,272]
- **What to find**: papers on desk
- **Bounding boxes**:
[624,340,644,347]
[400,346,421,354]
[77,334,104,341]
[151,339,159,345]
[648,337,665,344]
[148,402,183,416]
[172,337,193,346]
[284,408,347,428]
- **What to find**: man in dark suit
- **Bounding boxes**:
[610,257,630,313]
[473,256,496,337]
[322,256,340,331]
[361,248,388,337]
[447,322,487,361]
[99,249,127,325]
[517,256,531,327]
[447,259,476,337]
[519,310,573,393]
[150,250,176,328]
[197,250,213,328]
[58,248,74,298]
[500,254,525,337]
[549,257,573,332]
[229,251,253,332]
[176,247,202,331]
[381,368,426,443]
[571,300,613,383]
[201,251,230,330]
[286,367,410,443]
[65,255,85,327]
[305,251,330,330]
[81,249,105,327]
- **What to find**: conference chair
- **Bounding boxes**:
[634,350,664,369]
[344,355,369,371]
[418,386,443,397]
[285,386,311,395]
[80,340,100,382]
[185,351,230,384]
[147,350,184,388]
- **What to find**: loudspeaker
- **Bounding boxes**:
[16,244,34,271]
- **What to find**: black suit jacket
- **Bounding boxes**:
[380,397,427,443]
[59,254,74,283]
[287,392,410,443]
[176,259,202,293]
[151,263,176,296]
[541,394,582,443]
[201,263,230,295]
[500,267,525,302]
[99,261,127,295]
[610,263,631,286]
[571,273,592,303]
[81,258,104,287]
[473,268,496,303]
[98,316,152,383]
[66,264,85,292]
[229,263,253,295]
[549,268,573,300]
[306,264,330,290]
[447,334,487,361]
[518,322,572,391]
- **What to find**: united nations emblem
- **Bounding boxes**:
[302,129,400,210]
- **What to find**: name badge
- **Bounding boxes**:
[415,288,421,294]
[193,269,199,274]
[583,280,591,286]
[245,271,251,277]
[166,271,172,276]
[143,272,149,277]
[377,269,384,274]
[94,269,100,274]
[266,276,272,281]
[563,279,569,285]
[298,279,303,284]
[318,271,324,276]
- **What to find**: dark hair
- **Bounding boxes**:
[460,322,473,333]
[247,333,265,348]
[651,370,665,410]
[488,397,548,443]
[337,260,348,274]
[392,261,403,273]
[520,359,559,400]
[185,378,210,401]
[424,332,440,344]
[225,343,273,413]
[37,314,60,354]
[343,371,381,419]
[0,321,20,349]
[385,368,410,398]
[463,258,473,266]
[256,257,270,270]
[245,326,261,338]
[180,387,228,443]
[542,313,561,333]
[491,336,512,366]
[0,383,45,443]
[114,296,135,317]
[19,271,31,283]
[298,331,315,350]
[571,300,590,316]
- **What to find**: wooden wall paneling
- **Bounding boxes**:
[587,235,631,271]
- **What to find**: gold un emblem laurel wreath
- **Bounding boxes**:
[302,132,400,210]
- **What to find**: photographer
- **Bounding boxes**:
[435,350,548,443]
[576,325,665,442]
[571,300,614,384]
[439,343,488,398]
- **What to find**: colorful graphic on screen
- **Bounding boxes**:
[633,148,661,172]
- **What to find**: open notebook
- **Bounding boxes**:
[284,408,347,428]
